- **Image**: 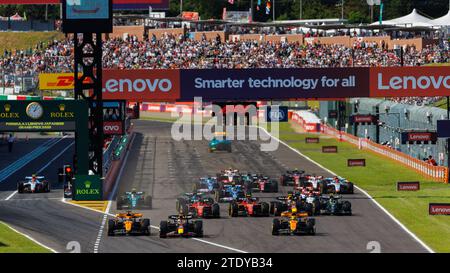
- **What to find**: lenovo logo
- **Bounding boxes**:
[397,181,420,191]
[104,122,123,135]
[104,78,173,93]
[348,159,366,167]
[408,133,432,141]
[429,203,450,215]
[378,73,450,91]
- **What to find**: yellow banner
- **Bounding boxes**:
[39,73,76,90]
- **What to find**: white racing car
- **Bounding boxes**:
[17,175,50,193]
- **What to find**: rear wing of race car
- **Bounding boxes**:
[320,194,343,200]
[169,214,193,220]
[125,191,145,195]
[25,176,45,180]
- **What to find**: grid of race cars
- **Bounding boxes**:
[106,168,354,237]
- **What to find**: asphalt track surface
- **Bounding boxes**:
[0,121,429,253]
[103,120,428,253]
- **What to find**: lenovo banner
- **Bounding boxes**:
[305,137,320,143]
[179,68,370,101]
[102,69,180,102]
[397,181,420,191]
[370,67,450,97]
[429,203,450,216]
[350,114,377,124]
[348,159,366,167]
[401,132,437,144]
[322,146,338,153]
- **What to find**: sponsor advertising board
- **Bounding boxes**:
[437,120,450,138]
[370,67,450,97]
[102,69,180,101]
[266,106,288,122]
[348,159,366,167]
[104,121,124,135]
[350,114,377,124]
[39,73,87,90]
[322,146,338,153]
[180,68,370,100]
[73,175,102,201]
[397,181,420,191]
[401,132,437,144]
[38,66,450,101]
[0,100,84,132]
[429,203,450,216]
[305,137,320,143]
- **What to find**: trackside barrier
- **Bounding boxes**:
[290,111,447,182]
[103,129,135,199]
[319,124,448,183]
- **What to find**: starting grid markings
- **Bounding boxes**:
[69,201,109,212]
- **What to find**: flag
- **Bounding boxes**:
[228,0,234,4]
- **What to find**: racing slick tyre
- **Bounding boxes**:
[17,182,25,194]
[269,202,276,215]
[117,198,124,210]
[141,219,151,236]
[342,201,352,215]
[107,220,116,236]
[306,219,316,235]
[159,221,169,238]
[208,148,213,153]
[348,183,354,194]
[272,219,280,236]
[214,191,221,203]
[194,220,203,238]
[312,199,321,215]
[212,203,220,218]
[261,202,270,217]
[273,202,283,216]
[145,196,152,210]
[44,181,51,192]
[229,202,238,217]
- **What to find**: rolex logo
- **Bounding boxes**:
[4,104,11,112]
[84,181,91,189]
[58,104,66,111]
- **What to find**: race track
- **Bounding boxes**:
[0,121,430,253]
[103,120,428,253]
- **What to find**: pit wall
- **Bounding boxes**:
[102,125,135,199]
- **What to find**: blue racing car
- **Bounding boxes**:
[193,177,220,193]
[117,189,152,210]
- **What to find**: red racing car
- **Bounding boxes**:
[183,197,220,218]
[229,195,270,217]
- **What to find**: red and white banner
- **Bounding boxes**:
[429,203,450,215]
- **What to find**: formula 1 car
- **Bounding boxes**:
[214,184,246,203]
[17,175,50,193]
[321,177,354,194]
[107,211,151,236]
[193,177,220,194]
[272,212,316,236]
[176,192,207,212]
[117,190,152,210]
[159,214,203,238]
[229,195,270,217]
[182,197,220,218]
[302,175,325,193]
[216,169,243,185]
[279,169,307,187]
[269,194,313,216]
[209,132,232,152]
[319,195,352,216]
[244,174,279,193]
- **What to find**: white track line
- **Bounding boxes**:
[0,221,57,253]
[4,142,75,201]
[258,126,434,253]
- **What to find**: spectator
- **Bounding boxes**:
[7,133,15,153]
[427,155,438,166]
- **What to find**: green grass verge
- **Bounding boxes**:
[0,222,51,253]
[0,32,64,53]
[277,122,450,253]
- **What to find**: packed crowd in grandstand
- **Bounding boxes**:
[1,33,449,104]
